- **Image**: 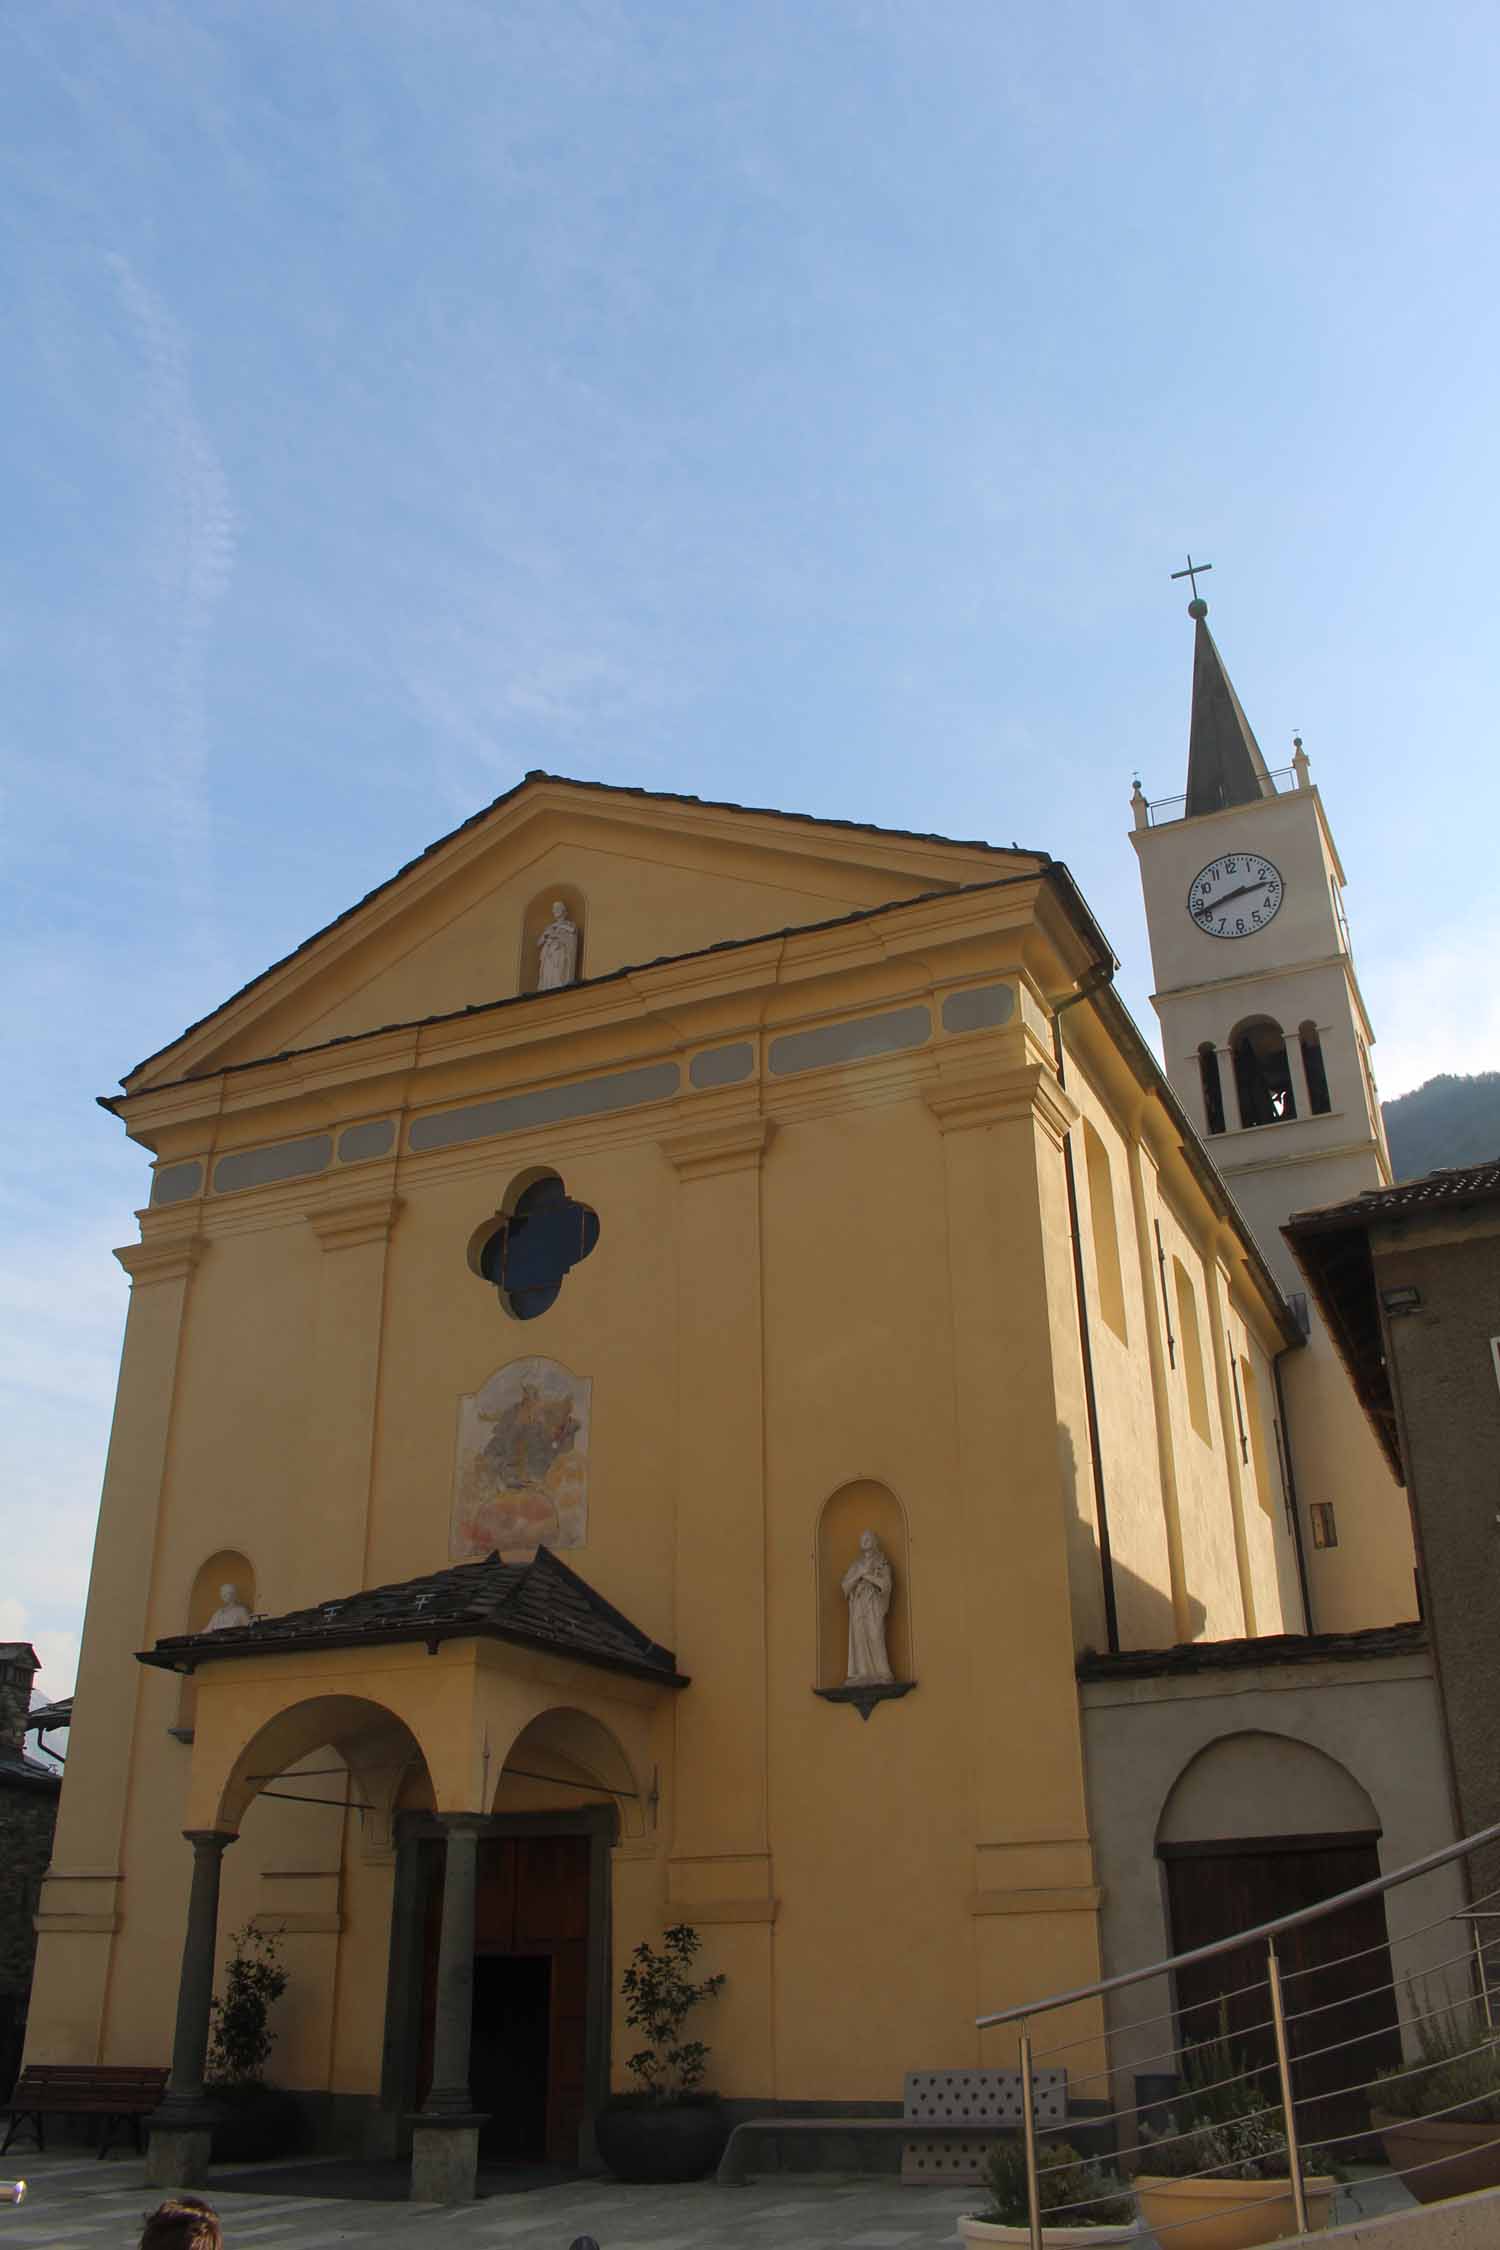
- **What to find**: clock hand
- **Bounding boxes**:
[1203,879,1273,911]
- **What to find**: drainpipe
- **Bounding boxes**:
[1272,1349,1315,1635]
[1051,966,1119,1656]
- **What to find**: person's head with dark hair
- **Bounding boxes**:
[140,2195,222,2250]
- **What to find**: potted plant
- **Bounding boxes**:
[1134,2033,1337,2250]
[205,1925,302,2163]
[594,1924,727,2183]
[960,2137,1137,2246]
[1368,2005,1500,2204]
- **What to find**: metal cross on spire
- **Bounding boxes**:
[1171,554,1213,613]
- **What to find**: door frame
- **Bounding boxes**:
[380,1804,616,2161]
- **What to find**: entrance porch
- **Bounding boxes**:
[134,1547,685,2203]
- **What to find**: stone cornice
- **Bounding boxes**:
[305,1190,404,1252]
[923,1061,1078,1148]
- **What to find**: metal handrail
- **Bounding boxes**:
[976,1816,1500,2029]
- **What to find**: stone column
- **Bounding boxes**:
[145,1828,236,2188]
[409,1816,487,2203]
[1281,1029,1311,1120]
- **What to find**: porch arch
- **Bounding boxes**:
[194,1690,441,1835]
[494,1704,648,1838]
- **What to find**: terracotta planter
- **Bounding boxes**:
[1132,2172,1335,2250]
[1372,2111,1500,2205]
[593,2094,729,2182]
[959,2216,1137,2247]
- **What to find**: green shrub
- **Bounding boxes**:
[620,1923,725,2103]
[1139,2027,1338,2183]
[206,1924,288,2087]
[1369,2004,1500,2127]
[976,2137,1134,2229]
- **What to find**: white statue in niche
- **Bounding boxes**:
[205,1583,254,1632]
[841,1530,895,1685]
[536,901,580,990]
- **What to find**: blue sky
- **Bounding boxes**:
[4,1,1498,1704]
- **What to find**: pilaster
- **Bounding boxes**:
[923,1057,1103,2044]
[26,1218,205,2067]
[299,1185,403,1598]
[659,1108,773,2088]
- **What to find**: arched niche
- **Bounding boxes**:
[1231,1015,1296,1128]
[175,1549,257,1735]
[815,1480,913,1691]
[518,885,587,995]
[1158,1731,1380,1848]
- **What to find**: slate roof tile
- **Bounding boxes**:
[1076,1620,1427,1682]
[1289,1158,1500,1233]
[138,1546,686,1688]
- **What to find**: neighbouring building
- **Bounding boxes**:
[25,611,1461,2199]
[0,1645,61,2097]
[1286,1157,1500,1905]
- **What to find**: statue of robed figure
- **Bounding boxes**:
[841,1529,894,1685]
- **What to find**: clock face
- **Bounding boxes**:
[1187,852,1285,940]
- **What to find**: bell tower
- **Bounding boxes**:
[1130,586,1414,1630]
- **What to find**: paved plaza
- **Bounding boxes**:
[0,2151,1416,2250]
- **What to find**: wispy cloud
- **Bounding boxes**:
[106,252,235,964]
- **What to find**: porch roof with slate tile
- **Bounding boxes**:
[136,1545,688,1688]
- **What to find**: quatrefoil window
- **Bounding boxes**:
[473,1174,600,1321]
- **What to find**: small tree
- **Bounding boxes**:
[207,1925,288,2087]
[621,1923,725,2103]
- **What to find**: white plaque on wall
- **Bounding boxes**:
[451,1356,591,1561]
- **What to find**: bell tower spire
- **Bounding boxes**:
[1129,574,1414,1634]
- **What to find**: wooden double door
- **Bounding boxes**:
[420,1832,591,2164]
[1163,1834,1403,2147]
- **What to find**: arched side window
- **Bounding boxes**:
[815,1480,912,1691]
[1083,1120,1128,1342]
[1172,1258,1212,1444]
[518,886,587,995]
[1231,1017,1297,1129]
[1299,1022,1332,1115]
[1239,1356,1276,1520]
[1198,1043,1226,1137]
[174,1549,257,1736]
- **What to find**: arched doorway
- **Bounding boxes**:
[1157,1733,1402,2143]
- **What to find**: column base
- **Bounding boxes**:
[145,2125,214,2190]
[409,2117,487,2203]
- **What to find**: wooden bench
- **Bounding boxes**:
[1,2065,169,2158]
[717,2067,1067,2185]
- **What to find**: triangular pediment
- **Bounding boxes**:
[122,773,1038,1092]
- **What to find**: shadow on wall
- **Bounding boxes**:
[1058,1421,1207,1654]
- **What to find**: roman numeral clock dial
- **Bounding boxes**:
[1187,852,1285,940]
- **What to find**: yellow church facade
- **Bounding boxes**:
[28,774,1345,2191]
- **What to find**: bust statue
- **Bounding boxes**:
[841,1530,894,1686]
[537,901,580,991]
[205,1583,254,1632]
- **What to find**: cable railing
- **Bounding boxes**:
[973,1818,1500,2248]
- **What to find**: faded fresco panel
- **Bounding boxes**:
[451,1357,591,1561]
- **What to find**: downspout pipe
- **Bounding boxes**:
[1051,964,1120,1656]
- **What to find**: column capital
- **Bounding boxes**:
[923,1060,1078,1148]
[116,1234,206,1286]
[659,1113,773,1181]
[181,1828,237,1852]
[432,1812,489,1835]
[305,1190,404,1251]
